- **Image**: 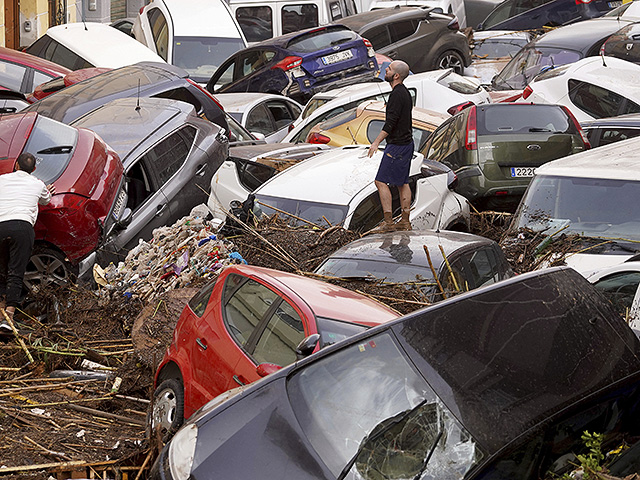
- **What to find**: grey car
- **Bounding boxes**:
[315,230,513,302]
[335,6,471,74]
[70,97,228,269]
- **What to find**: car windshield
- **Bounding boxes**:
[302,97,331,119]
[437,70,482,94]
[287,331,483,478]
[514,174,640,242]
[24,115,78,184]
[316,316,368,347]
[286,26,358,53]
[255,194,348,226]
[477,105,574,135]
[173,36,246,83]
[316,257,437,285]
[472,36,529,58]
[492,46,581,90]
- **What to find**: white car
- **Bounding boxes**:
[464,30,532,85]
[284,69,491,143]
[585,261,640,332]
[507,136,640,275]
[132,0,247,84]
[368,0,467,28]
[520,56,640,123]
[24,23,165,70]
[214,93,303,143]
[211,145,470,232]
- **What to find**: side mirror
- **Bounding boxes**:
[295,333,320,360]
[117,207,133,228]
[256,363,282,377]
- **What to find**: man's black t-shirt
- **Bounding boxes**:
[382,83,413,145]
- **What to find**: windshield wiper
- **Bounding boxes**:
[412,428,444,480]
[37,146,73,154]
[337,399,430,480]
[528,127,551,132]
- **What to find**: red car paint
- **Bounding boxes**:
[0,112,124,263]
[27,67,111,103]
[155,264,399,419]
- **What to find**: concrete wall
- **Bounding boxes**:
[0,1,5,47]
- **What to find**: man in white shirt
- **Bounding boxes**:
[0,153,55,331]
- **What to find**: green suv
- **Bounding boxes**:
[420,103,590,210]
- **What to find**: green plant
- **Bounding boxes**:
[576,431,605,479]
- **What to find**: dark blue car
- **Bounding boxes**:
[205,25,378,104]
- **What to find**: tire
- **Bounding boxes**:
[23,245,78,290]
[148,378,185,442]
[434,50,465,75]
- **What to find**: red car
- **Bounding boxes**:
[0,46,71,95]
[0,113,124,287]
[26,67,111,103]
[150,264,399,438]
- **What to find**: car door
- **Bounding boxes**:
[145,7,170,61]
[245,103,277,137]
[387,19,422,67]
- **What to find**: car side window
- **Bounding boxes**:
[267,100,299,130]
[145,126,196,186]
[240,50,274,77]
[328,0,344,20]
[349,191,384,232]
[365,119,432,151]
[439,258,467,300]
[211,58,236,92]
[443,114,467,170]
[463,247,500,289]
[126,159,156,212]
[32,71,52,90]
[247,104,276,135]
[148,7,169,61]
[236,6,273,43]
[282,4,318,34]
[568,79,626,119]
[592,272,640,316]
[223,275,281,347]
[366,26,391,50]
[596,128,640,147]
[188,278,218,317]
[236,159,278,191]
[253,300,305,366]
[425,118,454,162]
[43,39,91,70]
[389,20,417,43]
[0,61,27,92]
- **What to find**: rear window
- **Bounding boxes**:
[25,116,78,185]
[286,26,358,53]
[477,105,574,135]
[317,107,358,130]
[316,316,367,347]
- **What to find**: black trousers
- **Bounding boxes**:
[0,220,34,308]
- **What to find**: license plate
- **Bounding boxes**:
[321,49,353,65]
[510,167,536,177]
[608,1,622,7]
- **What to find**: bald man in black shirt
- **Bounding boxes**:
[367,60,413,232]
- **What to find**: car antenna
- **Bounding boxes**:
[601,51,608,67]
[135,79,141,111]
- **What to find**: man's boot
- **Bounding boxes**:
[396,208,412,231]
[372,211,396,233]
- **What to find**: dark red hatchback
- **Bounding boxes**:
[0,46,71,95]
[0,112,124,286]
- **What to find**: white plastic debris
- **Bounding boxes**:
[76,429,86,438]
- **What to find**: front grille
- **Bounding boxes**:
[313,64,372,83]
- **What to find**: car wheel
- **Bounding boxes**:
[148,378,185,442]
[435,50,465,75]
[23,245,77,290]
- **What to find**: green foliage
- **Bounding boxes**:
[576,431,605,479]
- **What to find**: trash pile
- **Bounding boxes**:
[94,207,247,305]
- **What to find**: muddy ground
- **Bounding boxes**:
[0,211,621,479]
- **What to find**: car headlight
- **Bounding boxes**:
[168,424,198,480]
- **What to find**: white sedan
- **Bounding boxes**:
[520,56,640,122]
[214,92,303,143]
[210,145,470,232]
[283,69,491,144]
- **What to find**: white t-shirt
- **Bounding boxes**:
[0,170,52,226]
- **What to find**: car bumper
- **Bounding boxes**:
[287,67,378,100]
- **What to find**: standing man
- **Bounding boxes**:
[368,60,413,232]
[0,153,55,331]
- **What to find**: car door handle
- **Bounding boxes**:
[196,338,207,350]
[156,203,167,216]
[195,163,207,176]
[388,50,398,58]
[233,375,245,386]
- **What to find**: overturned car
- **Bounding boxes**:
[150,267,640,480]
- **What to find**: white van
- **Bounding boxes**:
[132,0,247,84]
[229,0,359,43]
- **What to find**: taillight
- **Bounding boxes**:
[447,101,474,115]
[271,56,303,71]
[288,123,295,132]
[522,85,533,99]
[575,0,593,4]
[363,38,376,57]
[465,106,477,150]
[186,78,225,112]
[447,16,460,30]
[307,132,331,144]
[363,38,372,47]
[561,105,591,149]
[139,6,144,14]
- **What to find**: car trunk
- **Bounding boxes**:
[479,132,583,182]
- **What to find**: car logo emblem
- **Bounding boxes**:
[333,46,340,51]
[527,144,541,150]
[627,43,634,50]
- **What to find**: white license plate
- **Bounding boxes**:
[608,1,622,7]
[510,167,536,177]
[321,49,353,65]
